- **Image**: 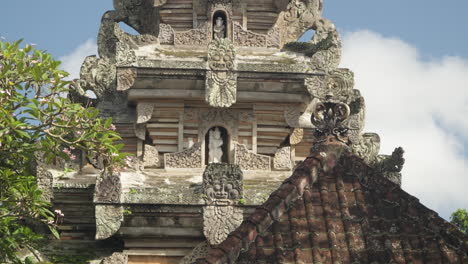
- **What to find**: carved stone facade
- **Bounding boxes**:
[164,143,202,169]
[179,242,211,264]
[234,143,270,171]
[206,38,237,108]
[158,23,174,44]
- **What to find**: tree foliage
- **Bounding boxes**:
[450,209,468,235]
[0,40,126,263]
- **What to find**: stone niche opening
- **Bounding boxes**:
[212,10,228,39]
[205,126,229,165]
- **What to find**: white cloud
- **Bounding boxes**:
[340,30,468,219]
[59,39,97,80]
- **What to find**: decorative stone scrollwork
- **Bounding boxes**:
[203,163,243,201]
[77,56,117,101]
[375,147,405,185]
[164,142,202,169]
[206,38,237,108]
[234,143,270,171]
[116,68,137,91]
[309,18,342,72]
[275,0,322,45]
[95,173,121,203]
[100,252,128,264]
[273,146,292,170]
[158,23,174,44]
[116,42,137,66]
[174,22,210,46]
[203,205,243,245]
[95,205,124,240]
[351,133,381,165]
[233,23,266,47]
[311,101,351,145]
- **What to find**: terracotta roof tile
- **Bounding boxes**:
[195,152,468,263]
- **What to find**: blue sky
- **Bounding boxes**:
[1,1,467,219]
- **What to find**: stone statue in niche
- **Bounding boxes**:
[208,128,223,163]
[213,16,226,39]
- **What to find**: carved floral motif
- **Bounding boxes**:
[158,23,174,44]
[233,23,266,47]
[174,22,210,46]
[164,143,202,168]
[234,143,270,170]
[203,205,243,245]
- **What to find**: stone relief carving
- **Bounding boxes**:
[309,18,342,72]
[233,23,266,47]
[213,16,226,39]
[101,252,128,264]
[116,68,137,91]
[116,42,137,66]
[203,205,243,245]
[351,133,381,165]
[94,173,121,203]
[158,23,174,44]
[282,18,341,72]
[95,205,124,240]
[234,143,270,171]
[310,100,351,147]
[179,241,210,264]
[136,102,154,124]
[164,142,202,168]
[275,0,323,45]
[202,164,243,245]
[203,163,243,201]
[206,38,237,108]
[174,22,210,46]
[143,144,160,168]
[274,146,292,170]
[76,56,116,101]
[306,69,354,102]
[375,147,405,186]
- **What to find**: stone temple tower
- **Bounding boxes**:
[39,0,467,263]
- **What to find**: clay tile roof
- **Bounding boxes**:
[195,151,468,264]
